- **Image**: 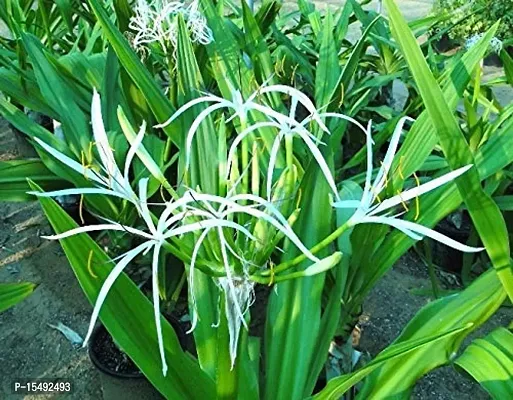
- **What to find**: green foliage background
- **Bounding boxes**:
[434,0,513,42]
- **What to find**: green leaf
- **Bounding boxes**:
[265,147,334,399]
[315,12,340,108]
[359,269,506,398]
[21,33,91,157]
[456,327,513,399]
[86,0,180,147]
[29,180,215,399]
[0,159,67,201]
[385,0,513,303]
[313,324,472,399]
[0,282,36,313]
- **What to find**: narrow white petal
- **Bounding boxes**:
[42,224,128,240]
[332,200,361,209]
[33,137,105,186]
[186,228,212,334]
[361,216,484,252]
[154,95,223,129]
[357,215,423,240]
[28,188,126,199]
[372,116,414,198]
[266,133,284,201]
[82,241,152,346]
[185,102,231,170]
[139,178,158,235]
[124,121,147,183]
[369,165,473,216]
[361,120,374,208]
[151,243,168,376]
[92,89,124,186]
[226,121,280,180]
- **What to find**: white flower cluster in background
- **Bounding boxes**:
[128,0,213,56]
[465,33,503,54]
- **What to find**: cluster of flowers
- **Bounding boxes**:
[31,53,483,374]
[128,0,213,56]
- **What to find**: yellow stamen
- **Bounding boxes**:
[79,194,85,225]
[290,64,299,85]
[379,161,389,189]
[87,250,98,279]
[396,190,409,212]
[268,262,275,286]
[413,172,421,221]
[398,155,405,180]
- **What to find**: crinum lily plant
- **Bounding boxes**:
[30,82,483,377]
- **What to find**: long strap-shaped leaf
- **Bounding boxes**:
[0,282,36,313]
[86,0,180,148]
[357,269,506,398]
[455,327,513,399]
[29,181,215,399]
[313,324,472,399]
[385,0,513,302]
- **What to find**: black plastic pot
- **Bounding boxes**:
[432,214,471,273]
[88,315,187,399]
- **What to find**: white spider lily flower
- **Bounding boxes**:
[40,179,262,377]
[30,90,142,205]
[333,117,484,253]
[171,189,317,366]
[129,0,213,54]
[154,84,328,169]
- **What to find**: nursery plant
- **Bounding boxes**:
[1,0,513,398]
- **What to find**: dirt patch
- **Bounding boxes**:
[0,119,102,399]
[360,251,511,399]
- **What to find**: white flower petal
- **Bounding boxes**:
[369,165,473,216]
[372,116,414,199]
[33,137,105,186]
[154,95,224,129]
[151,242,168,376]
[361,216,484,252]
[82,241,152,346]
[92,89,124,188]
[332,200,361,209]
[28,188,125,199]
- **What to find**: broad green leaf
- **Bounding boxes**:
[304,181,362,395]
[0,282,36,313]
[390,25,499,186]
[30,181,215,399]
[0,68,57,119]
[385,0,513,303]
[265,147,334,399]
[313,324,472,399]
[0,159,67,201]
[86,0,180,147]
[456,327,513,399]
[359,269,506,398]
[315,12,339,109]
[175,16,220,382]
[21,33,91,156]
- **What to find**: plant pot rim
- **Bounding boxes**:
[88,314,188,379]
[88,324,145,379]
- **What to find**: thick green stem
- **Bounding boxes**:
[259,221,351,276]
[216,293,240,399]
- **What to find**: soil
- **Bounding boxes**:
[0,119,102,399]
[89,326,142,378]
